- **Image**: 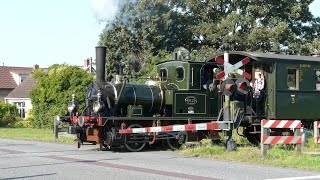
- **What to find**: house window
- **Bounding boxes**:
[287,69,299,90]
[15,102,25,118]
[315,70,320,90]
[176,67,184,81]
[20,76,27,83]
[160,69,167,81]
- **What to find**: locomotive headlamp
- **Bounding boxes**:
[93,91,103,113]
[93,101,102,113]
[68,102,76,113]
[68,93,77,113]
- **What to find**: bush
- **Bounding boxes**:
[0,101,19,118]
[12,120,31,128]
[0,115,20,127]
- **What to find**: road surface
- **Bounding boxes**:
[0,138,319,180]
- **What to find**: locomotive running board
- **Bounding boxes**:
[119,121,232,134]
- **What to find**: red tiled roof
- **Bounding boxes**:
[0,66,33,89]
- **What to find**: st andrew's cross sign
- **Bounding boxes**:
[215,56,251,80]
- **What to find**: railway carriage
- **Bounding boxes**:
[56,46,320,151]
[210,52,320,144]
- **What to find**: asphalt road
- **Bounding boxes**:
[0,138,319,180]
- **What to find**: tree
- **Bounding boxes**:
[99,0,196,81]
[186,0,318,53]
[99,0,319,79]
[30,65,93,128]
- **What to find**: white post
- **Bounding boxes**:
[295,127,301,154]
[261,124,269,158]
[221,44,236,151]
[314,121,319,144]
[223,48,230,122]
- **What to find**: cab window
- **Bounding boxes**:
[160,69,167,81]
[176,67,184,81]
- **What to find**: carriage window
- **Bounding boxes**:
[287,69,299,90]
[176,67,184,81]
[315,70,320,90]
[160,69,167,81]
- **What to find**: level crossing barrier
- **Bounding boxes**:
[119,121,231,134]
[314,121,320,144]
[261,120,301,158]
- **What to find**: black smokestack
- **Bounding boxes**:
[95,46,107,83]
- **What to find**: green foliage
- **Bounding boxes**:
[99,0,319,80]
[30,65,93,129]
[0,101,19,127]
[12,120,31,128]
[0,114,21,127]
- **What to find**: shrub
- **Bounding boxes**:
[0,101,19,118]
[0,114,20,127]
[12,120,31,128]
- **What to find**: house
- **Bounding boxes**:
[1,60,89,119]
[0,65,39,118]
[4,76,37,119]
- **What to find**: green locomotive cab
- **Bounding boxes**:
[156,58,223,118]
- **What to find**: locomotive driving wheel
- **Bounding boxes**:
[124,124,146,152]
[166,131,188,150]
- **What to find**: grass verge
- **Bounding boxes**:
[180,138,320,171]
[0,127,75,144]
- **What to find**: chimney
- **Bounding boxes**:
[84,58,90,67]
[95,46,107,83]
[33,64,39,70]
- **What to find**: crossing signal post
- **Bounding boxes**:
[218,44,235,150]
[215,44,251,151]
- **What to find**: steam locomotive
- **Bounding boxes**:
[56,46,320,151]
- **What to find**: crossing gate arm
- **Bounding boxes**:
[119,121,232,134]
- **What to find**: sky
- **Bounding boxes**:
[0,0,319,68]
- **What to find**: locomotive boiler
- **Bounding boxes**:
[58,45,320,151]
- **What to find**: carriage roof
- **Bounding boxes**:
[207,51,320,63]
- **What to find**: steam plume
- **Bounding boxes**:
[91,0,119,22]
